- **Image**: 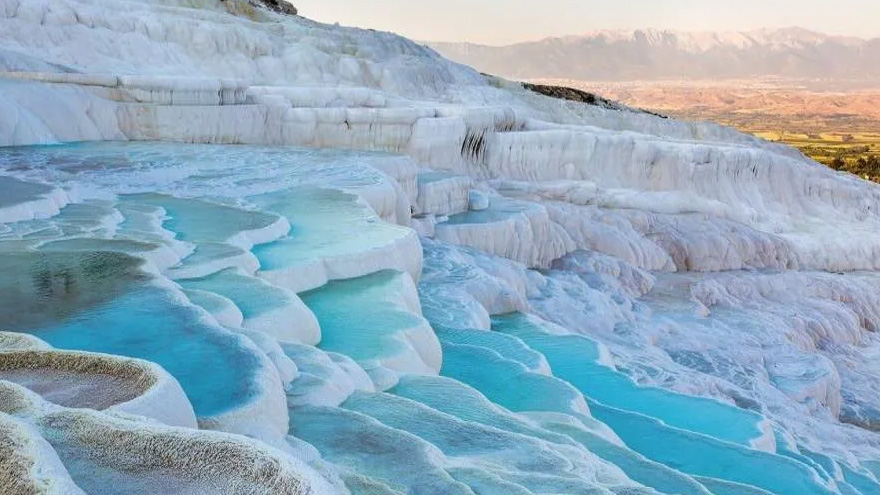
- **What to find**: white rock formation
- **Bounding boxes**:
[1,1,880,494]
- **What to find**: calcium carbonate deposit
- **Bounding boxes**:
[1,1,880,494]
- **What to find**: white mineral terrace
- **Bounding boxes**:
[1,1,880,494]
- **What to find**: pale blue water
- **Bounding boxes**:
[0,251,261,417]
[301,270,425,365]
[121,193,282,243]
[591,402,836,495]
[441,340,586,416]
[841,463,880,495]
[425,305,851,495]
[487,313,844,495]
[492,312,766,447]
[0,175,53,207]
[33,287,261,417]
[44,202,117,236]
[0,201,116,242]
[0,142,409,205]
[442,197,533,225]
[173,243,248,269]
[39,238,161,257]
[771,432,835,483]
[391,374,715,495]
[289,404,473,495]
[545,418,715,495]
[179,268,290,321]
[0,142,407,419]
[435,333,724,495]
[342,391,581,481]
[695,477,777,495]
[437,327,548,373]
[249,188,410,272]
[391,374,573,444]
[3,143,877,495]
[417,172,458,185]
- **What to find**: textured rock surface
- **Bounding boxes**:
[1,1,880,494]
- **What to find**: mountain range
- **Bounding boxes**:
[428,27,880,81]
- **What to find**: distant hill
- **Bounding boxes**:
[428,27,880,81]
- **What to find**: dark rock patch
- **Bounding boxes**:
[223,0,298,16]
[522,81,667,118]
[254,0,297,15]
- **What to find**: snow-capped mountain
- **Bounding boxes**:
[429,27,880,80]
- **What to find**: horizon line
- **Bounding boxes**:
[419,25,876,47]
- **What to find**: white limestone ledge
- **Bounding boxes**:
[0,336,198,429]
[0,71,249,105]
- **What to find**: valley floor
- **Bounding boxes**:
[533,78,880,181]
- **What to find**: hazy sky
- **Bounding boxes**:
[294,0,880,45]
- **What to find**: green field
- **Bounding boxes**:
[751,131,880,181]
[666,110,880,182]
